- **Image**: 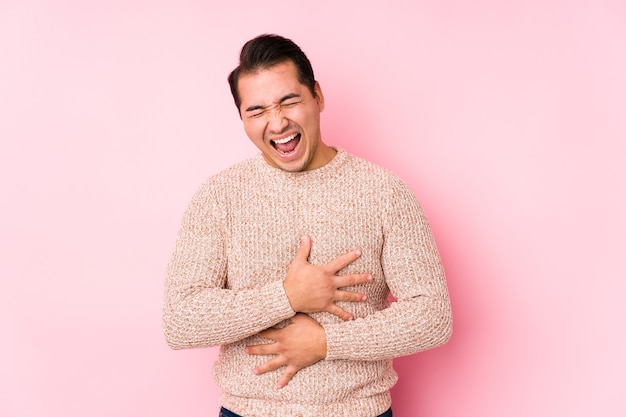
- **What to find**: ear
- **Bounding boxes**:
[314,81,325,112]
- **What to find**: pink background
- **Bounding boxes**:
[1,1,625,416]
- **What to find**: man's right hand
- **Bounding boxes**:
[283,235,372,321]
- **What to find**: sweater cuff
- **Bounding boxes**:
[262,279,296,321]
[322,322,352,361]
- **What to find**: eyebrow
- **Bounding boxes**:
[244,93,301,113]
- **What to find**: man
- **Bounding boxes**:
[163,34,452,417]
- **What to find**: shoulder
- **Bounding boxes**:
[183,156,262,218]
[341,150,413,194]
[339,151,424,224]
[194,155,261,196]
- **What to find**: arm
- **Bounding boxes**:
[162,182,372,349]
[323,177,452,361]
[162,182,295,349]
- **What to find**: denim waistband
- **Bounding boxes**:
[219,406,392,417]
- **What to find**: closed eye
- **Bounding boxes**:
[249,110,266,118]
[281,100,301,108]
[244,96,302,119]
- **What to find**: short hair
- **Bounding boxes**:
[228,34,317,113]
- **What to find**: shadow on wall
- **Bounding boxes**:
[390,227,465,415]
[388,215,503,415]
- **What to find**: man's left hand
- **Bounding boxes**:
[246,313,327,389]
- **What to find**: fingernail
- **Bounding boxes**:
[355,249,362,256]
[253,368,260,375]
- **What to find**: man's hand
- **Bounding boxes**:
[246,313,327,388]
[283,235,372,321]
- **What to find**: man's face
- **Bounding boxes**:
[237,60,329,172]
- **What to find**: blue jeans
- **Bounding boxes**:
[219,406,392,417]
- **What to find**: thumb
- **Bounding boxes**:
[295,235,312,262]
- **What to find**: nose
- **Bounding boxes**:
[266,107,289,133]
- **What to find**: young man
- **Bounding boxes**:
[163,34,452,417]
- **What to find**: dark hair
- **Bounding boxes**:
[228,34,317,113]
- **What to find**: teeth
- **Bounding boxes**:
[273,133,298,144]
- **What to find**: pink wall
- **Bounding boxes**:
[1,1,624,416]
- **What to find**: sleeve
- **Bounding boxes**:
[323,177,452,361]
[162,181,295,350]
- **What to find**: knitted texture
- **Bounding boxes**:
[163,148,452,417]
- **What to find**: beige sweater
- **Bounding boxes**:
[163,148,452,417]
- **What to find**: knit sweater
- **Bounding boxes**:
[163,148,452,417]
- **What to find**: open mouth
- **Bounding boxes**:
[270,133,301,155]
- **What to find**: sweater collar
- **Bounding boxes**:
[255,147,348,179]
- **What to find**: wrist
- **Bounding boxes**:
[318,325,328,360]
[282,280,300,313]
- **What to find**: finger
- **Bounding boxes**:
[258,327,278,339]
[276,365,299,389]
[294,235,312,263]
[334,273,373,288]
[289,312,308,322]
[326,304,354,321]
[253,356,286,375]
[246,342,277,356]
[326,249,362,273]
[334,289,367,303]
